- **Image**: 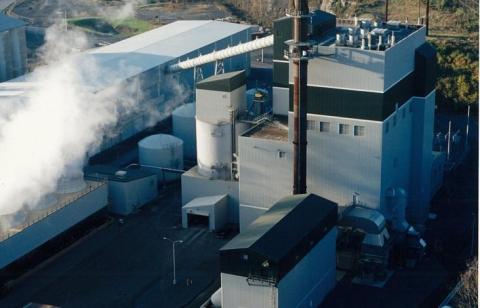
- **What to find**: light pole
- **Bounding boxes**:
[163,237,183,285]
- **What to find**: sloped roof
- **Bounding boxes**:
[183,195,227,209]
[196,70,246,92]
[220,193,337,281]
[0,13,26,33]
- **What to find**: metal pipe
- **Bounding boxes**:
[167,35,274,72]
[290,0,309,195]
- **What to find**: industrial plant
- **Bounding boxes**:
[0,0,471,307]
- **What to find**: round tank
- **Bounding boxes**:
[210,288,222,308]
[57,170,87,194]
[138,134,184,182]
[172,103,196,160]
[196,118,232,180]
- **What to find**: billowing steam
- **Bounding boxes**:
[0,16,188,230]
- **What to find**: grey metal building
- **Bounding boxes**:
[239,11,440,230]
[219,194,337,308]
[0,13,27,82]
[0,20,252,154]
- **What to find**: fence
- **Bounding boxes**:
[0,180,106,242]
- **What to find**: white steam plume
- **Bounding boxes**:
[0,20,189,228]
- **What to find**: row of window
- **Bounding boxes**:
[307,120,366,136]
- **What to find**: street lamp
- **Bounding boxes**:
[163,237,183,285]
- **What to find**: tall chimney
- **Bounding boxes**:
[385,0,389,22]
[289,0,309,195]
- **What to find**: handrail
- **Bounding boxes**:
[0,180,107,242]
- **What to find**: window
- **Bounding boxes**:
[319,121,330,132]
[385,121,390,133]
[393,115,397,126]
[402,108,406,119]
[409,102,413,113]
[307,120,317,130]
[277,151,286,158]
[339,124,350,135]
[393,157,399,168]
[354,125,365,136]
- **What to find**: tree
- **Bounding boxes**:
[455,258,478,308]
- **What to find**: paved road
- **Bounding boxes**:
[0,186,229,308]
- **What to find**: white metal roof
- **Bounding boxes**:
[0,13,26,33]
[0,20,251,95]
[183,195,227,209]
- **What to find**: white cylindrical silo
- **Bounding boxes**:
[211,288,222,308]
[138,134,184,182]
[172,103,196,160]
[196,118,232,180]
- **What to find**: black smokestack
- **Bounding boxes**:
[289,0,309,195]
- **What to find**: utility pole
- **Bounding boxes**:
[163,237,183,285]
[425,0,430,36]
[447,120,452,161]
[465,105,470,149]
[288,0,309,195]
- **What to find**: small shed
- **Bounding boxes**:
[182,195,228,231]
[85,165,158,216]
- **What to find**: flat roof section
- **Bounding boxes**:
[85,165,155,182]
[242,116,288,141]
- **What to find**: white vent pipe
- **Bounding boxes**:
[168,35,274,72]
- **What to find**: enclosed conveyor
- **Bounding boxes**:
[167,35,273,73]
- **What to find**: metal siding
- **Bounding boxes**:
[273,86,290,116]
[384,27,426,90]
[287,72,416,121]
[239,204,268,232]
[108,175,157,215]
[380,101,414,219]
[238,136,292,208]
[221,273,277,308]
[278,228,337,308]
[408,91,435,224]
[414,43,437,96]
[0,183,108,269]
[273,62,289,87]
[273,17,292,60]
[181,167,239,223]
[297,113,384,209]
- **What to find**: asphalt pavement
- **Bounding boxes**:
[0,186,228,308]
